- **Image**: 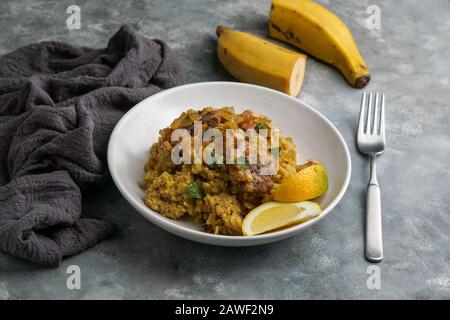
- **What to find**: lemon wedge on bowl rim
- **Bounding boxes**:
[242,201,321,236]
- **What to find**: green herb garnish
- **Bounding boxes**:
[210,155,224,169]
[235,155,250,169]
[185,183,202,199]
[256,122,267,130]
[206,150,223,169]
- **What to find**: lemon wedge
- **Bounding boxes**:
[273,163,328,202]
[242,201,321,236]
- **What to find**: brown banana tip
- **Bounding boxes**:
[355,75,371,88]
[216,26,225,37]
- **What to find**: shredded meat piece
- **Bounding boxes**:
[296,160,319,171]
[159,127,172,142]
[163,141,172,151]
[201,110,220,127]
[238,111,254,130]
[242,164,273,195]
[228,164,273,196]
[228,166,247,183]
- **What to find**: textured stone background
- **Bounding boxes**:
[0,0,449,299]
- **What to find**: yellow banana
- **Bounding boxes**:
[216,26,307,96]
[269,0,370,88]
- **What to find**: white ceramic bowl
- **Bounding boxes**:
[107,82,351,246]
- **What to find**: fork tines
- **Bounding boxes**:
[358,92,385,136]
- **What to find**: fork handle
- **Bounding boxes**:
[366,154,383,262]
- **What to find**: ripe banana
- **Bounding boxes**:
[269,0,370,88]
[216,26,307,96]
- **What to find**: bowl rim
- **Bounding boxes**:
[107,81,351,242]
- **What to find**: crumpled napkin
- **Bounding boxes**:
[0,25,183,266]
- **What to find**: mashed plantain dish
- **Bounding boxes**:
[143,107,299,236]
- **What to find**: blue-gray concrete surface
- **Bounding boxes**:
[0,0,449,299]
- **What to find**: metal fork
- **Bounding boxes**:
[357,92,385,262]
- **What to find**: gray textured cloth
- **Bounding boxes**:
[0,25,183,266]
